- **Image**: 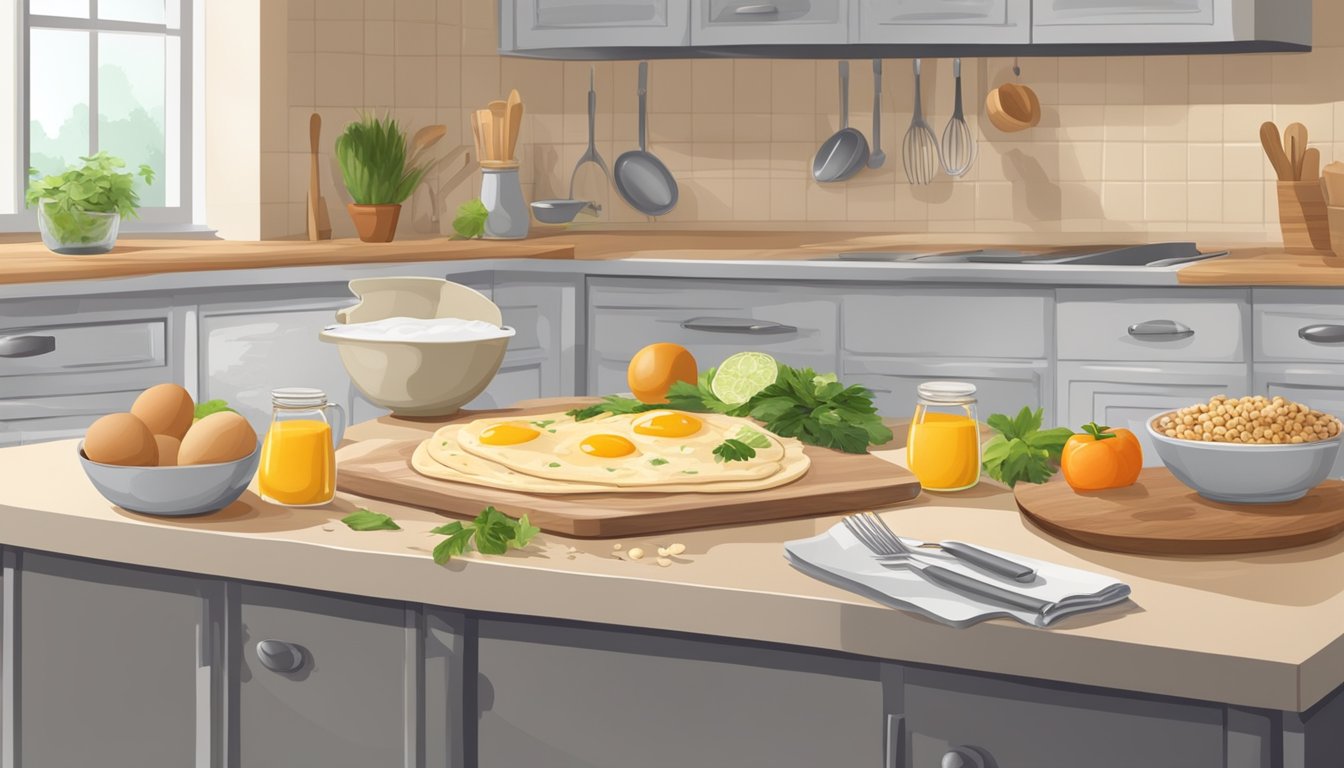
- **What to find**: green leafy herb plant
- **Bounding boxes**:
[26,152,153,248]
[334,113,431,205]
[981,407,1075,487]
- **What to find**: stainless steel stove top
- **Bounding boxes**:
[822,242,1228,268]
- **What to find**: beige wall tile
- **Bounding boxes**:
[1187,181,1223,222]
[290,0,316,20]
[365,56,395,109]
[1223,143,1267,181]
[365,0,394,19]
[770,179,806,221]
[1103,143,1144,182]
[1101,181,1144,221]
[289,52,316,105]
[1144,181,1187,222]
[1187,142,1223,181]
[1058,58,1106,105]
[846,179,895,222]
[734,60,772,114]
[437,23,462,57]
[316,19,363,52]
[692,60,735,114]
[692,113,733,143]
[395,21,437,55]
[1223,181,1265,222]
[395,56,437,107]
[288,20,315,52]
[733,178,772,221]
[315,52,362,106]
[316,0,364,20]
[396,0,437,22]
[771,61,815,115]
[1145,143,1188,181]
[1059,142,1103,181]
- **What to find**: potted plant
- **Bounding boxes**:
[26,152,154,255]
[335,113,431,242]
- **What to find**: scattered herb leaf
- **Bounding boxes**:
[531,419,556,428]
[713,438,757,463]
[981,407,1075,487]
[682,470,698,475]
[194,399,235,420]
[341,508,402,531]
[649,457,669,466]
[429,507,539,564]
[451,198,488,239]
[547,462,561,468]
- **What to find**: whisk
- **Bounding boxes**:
[940,58,976,177]
[902,58,938,186]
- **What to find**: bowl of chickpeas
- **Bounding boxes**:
[1148,395,1343,504]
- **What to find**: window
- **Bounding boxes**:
[1,0,193,230]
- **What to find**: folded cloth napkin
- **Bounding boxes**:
[785,522,1131,628]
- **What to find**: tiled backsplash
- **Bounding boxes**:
[264,0,1344,240]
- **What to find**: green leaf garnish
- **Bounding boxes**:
[194,399,235,420]
[981,407,1075,487]
[429,507,540,564]
[531,419,556,428]
[649,457,669,466]
[341,508,402,531]
[713,438,756,463]
[547,462,561,468]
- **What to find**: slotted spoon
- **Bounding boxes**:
[940,58,975,177]
[902,59,938,186]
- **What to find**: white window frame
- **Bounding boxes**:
[2,0,195,231]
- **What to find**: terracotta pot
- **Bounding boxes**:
[347,203,401,243]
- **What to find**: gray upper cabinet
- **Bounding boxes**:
[237,584,414,768]
[476,618,884,768]
[505,0,691,51]
[1031,0,1310,47]
[14,551,213,768]
[857,0,1030,44]
[692,0,848,45]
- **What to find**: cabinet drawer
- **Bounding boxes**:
[844,287,1051,359]
[0,389,141,445]
[843,356,1050,423]
[238,584,410,768]
[1253,289,1344,363]
[858,0,1030,43]
[588,278,838,392]
[1057,289,1249,363]
[692,0,847,45]
[902,667,1224,768]
[0,296,176,396]
[1058,361,1251,465]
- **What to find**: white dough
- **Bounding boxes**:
[322,316,515,343]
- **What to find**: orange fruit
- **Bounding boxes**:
[627,343,698,404]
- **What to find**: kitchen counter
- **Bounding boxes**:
[1,231,1342,289]
[2,415,1343,714]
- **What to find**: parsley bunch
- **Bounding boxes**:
[430,506,540,564]
[567,364,893,455]
[981,407,1075,487]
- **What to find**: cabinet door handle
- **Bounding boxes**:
[1126,319,1194,341]
[680,316,798,334]
[884,713,903,768]
[256,639,305,673]
[734,3,779,13]
[0,335,56,358]
[1298,324,1344,344]
[941,747,990,768]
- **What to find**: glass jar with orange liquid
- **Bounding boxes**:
[258,388,346,506]
[906,381,981,492]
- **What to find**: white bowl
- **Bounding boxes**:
[79,442,261,516]
[1147,414,1342,504]
[320,277,513,417]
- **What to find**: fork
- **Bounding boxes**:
[842,514,1052,614]
[864,511,1036,583]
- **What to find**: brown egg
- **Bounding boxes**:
[154,434,181,467]
[178,411,258,466]
[84,413,159,467]
[130,383,195,440]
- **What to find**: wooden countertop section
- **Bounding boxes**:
[2,230,1343,286]
[2,413,1343,712]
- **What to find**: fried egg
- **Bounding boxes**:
[453,409,790,487]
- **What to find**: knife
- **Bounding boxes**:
[881,539,1037,583]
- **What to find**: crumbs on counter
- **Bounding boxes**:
[612,541,687,565]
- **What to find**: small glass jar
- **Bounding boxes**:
[258,388,346,507]
[907,381,981,492]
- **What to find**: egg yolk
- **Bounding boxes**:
[633,411,703,438]
[580,434,637,458]
[479,423,540,445]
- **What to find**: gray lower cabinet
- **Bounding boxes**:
[844,356,1050,422]
[894,665,1227,768]
[1057,361,1251,465]
[468,274,579,408]
[10,550,213,768]
[587,277,840,395]
[476,618,884,768]
[235,584,416,768]
[1255,364,1344,478]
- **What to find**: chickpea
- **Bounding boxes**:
[1162,396,1340,445]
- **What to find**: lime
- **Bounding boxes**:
[711,351,779,405]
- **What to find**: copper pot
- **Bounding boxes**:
[347,203,401,243]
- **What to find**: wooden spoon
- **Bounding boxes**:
[1260,121,1293,181]
[1285,123,1309,180]
[488,100,508,164]
[1302,147,1321,182]
[408,124,446,168]
[477,109,496,161]
[505,89,524,162]
[306,113,331,241]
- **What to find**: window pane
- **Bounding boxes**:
[98,0,165,25]
[98,30,167,207]
[28,27,90,180]
[28,0,90,18]
[0,2,17,214]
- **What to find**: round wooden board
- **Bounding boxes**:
[1015,468,1344,555]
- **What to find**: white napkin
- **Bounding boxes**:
[785,522,1131,628]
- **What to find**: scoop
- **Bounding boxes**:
[530,199,597,224]
[813,61,869,183]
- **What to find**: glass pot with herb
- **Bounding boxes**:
[26,152,154,255]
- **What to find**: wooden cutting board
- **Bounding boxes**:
[335,403,921,538]
[1016,468,1344,554]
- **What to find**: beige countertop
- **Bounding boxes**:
[2,416,1342,713]
[2,230,1343,286]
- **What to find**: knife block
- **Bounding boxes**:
[1277,181,1331,251]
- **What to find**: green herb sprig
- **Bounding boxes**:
[430,507,539,565]
[981,407,1075,487]
[335,112,431,205]
[452,198,488,239]
[26,152,154,244]
[567,364,892,455]
[193,399,235,420]
[712,439,756,463]
[341,508,402,531]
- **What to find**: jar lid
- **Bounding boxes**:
[917,381,977,404]
[272,387,328,407]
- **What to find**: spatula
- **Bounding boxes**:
[408,124,446,168]
[1285,122,1309,180]
[306,113,331,241]
[505,89,524,162]
[1260,121,1293,181]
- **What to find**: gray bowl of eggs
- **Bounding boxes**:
[1148,395,1344,504]
[78,383,261,516]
